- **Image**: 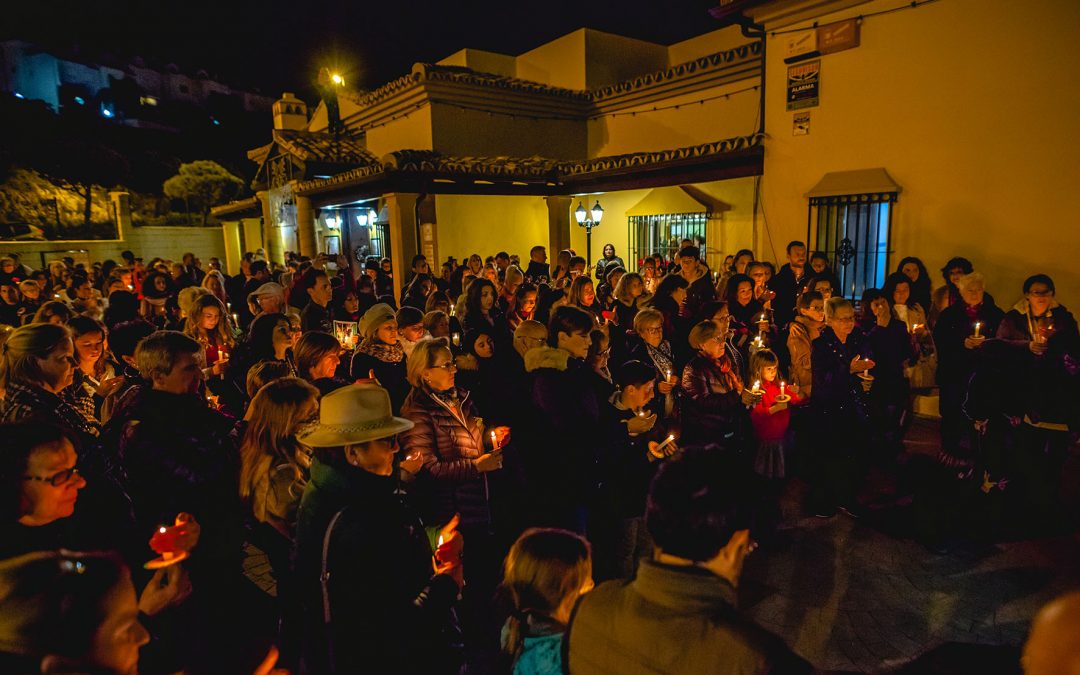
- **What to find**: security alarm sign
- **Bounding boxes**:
[787,60,820,111]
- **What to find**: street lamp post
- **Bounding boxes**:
[574,200,604,269]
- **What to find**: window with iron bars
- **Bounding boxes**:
[627,213,708,271]
[806,192,896,300]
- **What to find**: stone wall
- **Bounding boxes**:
[0,225,226,268]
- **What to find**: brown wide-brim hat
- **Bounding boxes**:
[299,383,413,447]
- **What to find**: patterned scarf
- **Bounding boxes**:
[645,340,674,377]
[358,339,405,364]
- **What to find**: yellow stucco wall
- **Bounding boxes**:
[587,79,760,157]
[434,194,550,264]
[668,26,752,66]
[760,0,1080,303]
[430,104,585,159]
[517,31,587,90]
[365,106,434,157]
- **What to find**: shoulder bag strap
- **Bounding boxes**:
[320,505,348,674]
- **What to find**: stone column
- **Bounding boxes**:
[221,220,242,276]
[545,196,572,256]
[256,191,284,265]
[383,192,420,303]
[295,194,318,259]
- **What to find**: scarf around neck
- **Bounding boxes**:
[359,339,404,364]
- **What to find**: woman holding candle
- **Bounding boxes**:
[996,274,1076,357]
[883,272,936,390]
[400,338,508,648]
[295,384,464,675]
[933,272,1004,467]
[564,276,603,324]
[184,294,234,381]
[680,319,757,450]
[808,297,875,519]
[612,272,649,330]
[505,282,539,332]
[860,289,916,459]
[627,308,679,422]
[63,316,122,425]
[895,257,933,318]
[645,274,689,353]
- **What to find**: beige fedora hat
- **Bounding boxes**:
[299,383,414,448]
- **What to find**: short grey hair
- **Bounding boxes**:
[824,296,853,320]
[955,272,985,292]
[135,330,201,381]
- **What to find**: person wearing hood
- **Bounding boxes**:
[675,246,715,321]
[523,306,605,534]
[295,384,464,675]
[351,303,410,413]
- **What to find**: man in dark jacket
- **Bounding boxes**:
[567,448,812,675]
[523,306,603,534]
[523,245,551,286]
[771,241,808,328]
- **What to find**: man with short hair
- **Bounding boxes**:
[300,269,334,332]
[771,241,807,328]
[677,246,715,320]
[568,448,811,674]
[524,245,550,285]
[494,251,511,275]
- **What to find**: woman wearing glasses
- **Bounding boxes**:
[627,309,679,423]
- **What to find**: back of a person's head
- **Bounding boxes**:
[0,550,131,670]
[134,330,199,382]
[502,528,591,616]
[245,359,294,399]
[240,376,318,498]
[1023,591,1080,675]
[646,448,751,562]
[108,320,155,362]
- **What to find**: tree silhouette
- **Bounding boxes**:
[163,160,244,225]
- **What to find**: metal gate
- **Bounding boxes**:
[806,192,896,299]
[627,212,708,270]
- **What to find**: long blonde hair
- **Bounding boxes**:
[238,377,319,509]
[201,270,229,305]
[184,294,234,350]
[0,323,70,392]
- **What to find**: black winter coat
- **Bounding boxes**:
[933,300,1005,394]
[680,353,751,449]
[811,327,871,426]
[400,387,494,528]
[294,460,461,675]
[350,349,409,414]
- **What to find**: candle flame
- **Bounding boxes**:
[159,527,167,534]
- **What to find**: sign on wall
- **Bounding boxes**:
[793,112,811,136]
[787,60,820,111]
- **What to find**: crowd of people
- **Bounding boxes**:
[0,240,1076,674]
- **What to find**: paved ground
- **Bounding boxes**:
[739,417,1080,674]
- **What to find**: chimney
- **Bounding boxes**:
[272,92,308,131]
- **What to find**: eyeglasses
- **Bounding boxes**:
[518,336,546,345]
[23,466,80,487]
[641,326,663,335]
[430,362,458,371]
[1028,290,1053,297]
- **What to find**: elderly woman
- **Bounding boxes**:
[933,272,1004,467]
[295,385,464,675]
[351,303,409,413]
[809,297,875,518]
[680,319,757,449]
[627,308,679,422]
[401,339,507,593]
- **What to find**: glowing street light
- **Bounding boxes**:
[574,200,604,268]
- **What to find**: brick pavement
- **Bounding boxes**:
[738,417,1080,673]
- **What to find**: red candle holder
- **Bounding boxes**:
[145,513,201,570]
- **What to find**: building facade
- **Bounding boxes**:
[216,0,1079,303]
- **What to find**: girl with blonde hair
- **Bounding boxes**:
[184,294,234,379]
[238,376,320,539]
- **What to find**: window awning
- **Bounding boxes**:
[625,185,731,217]
[805,168,902,198]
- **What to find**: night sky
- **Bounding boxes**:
[6,0,717,97]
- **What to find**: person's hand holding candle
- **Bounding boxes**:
[626,412,658,435]
[434,514,464,588]
[490,426,511,451]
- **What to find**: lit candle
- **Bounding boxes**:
[232,313,239,326]
[664,368,672,381]
[491,430,497,449]
[974,321,981,338]
[452,332,461,346]
[911,323,920,333]
[780,381,786,397]
[759,313,767,323]
[752,379,761,393]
